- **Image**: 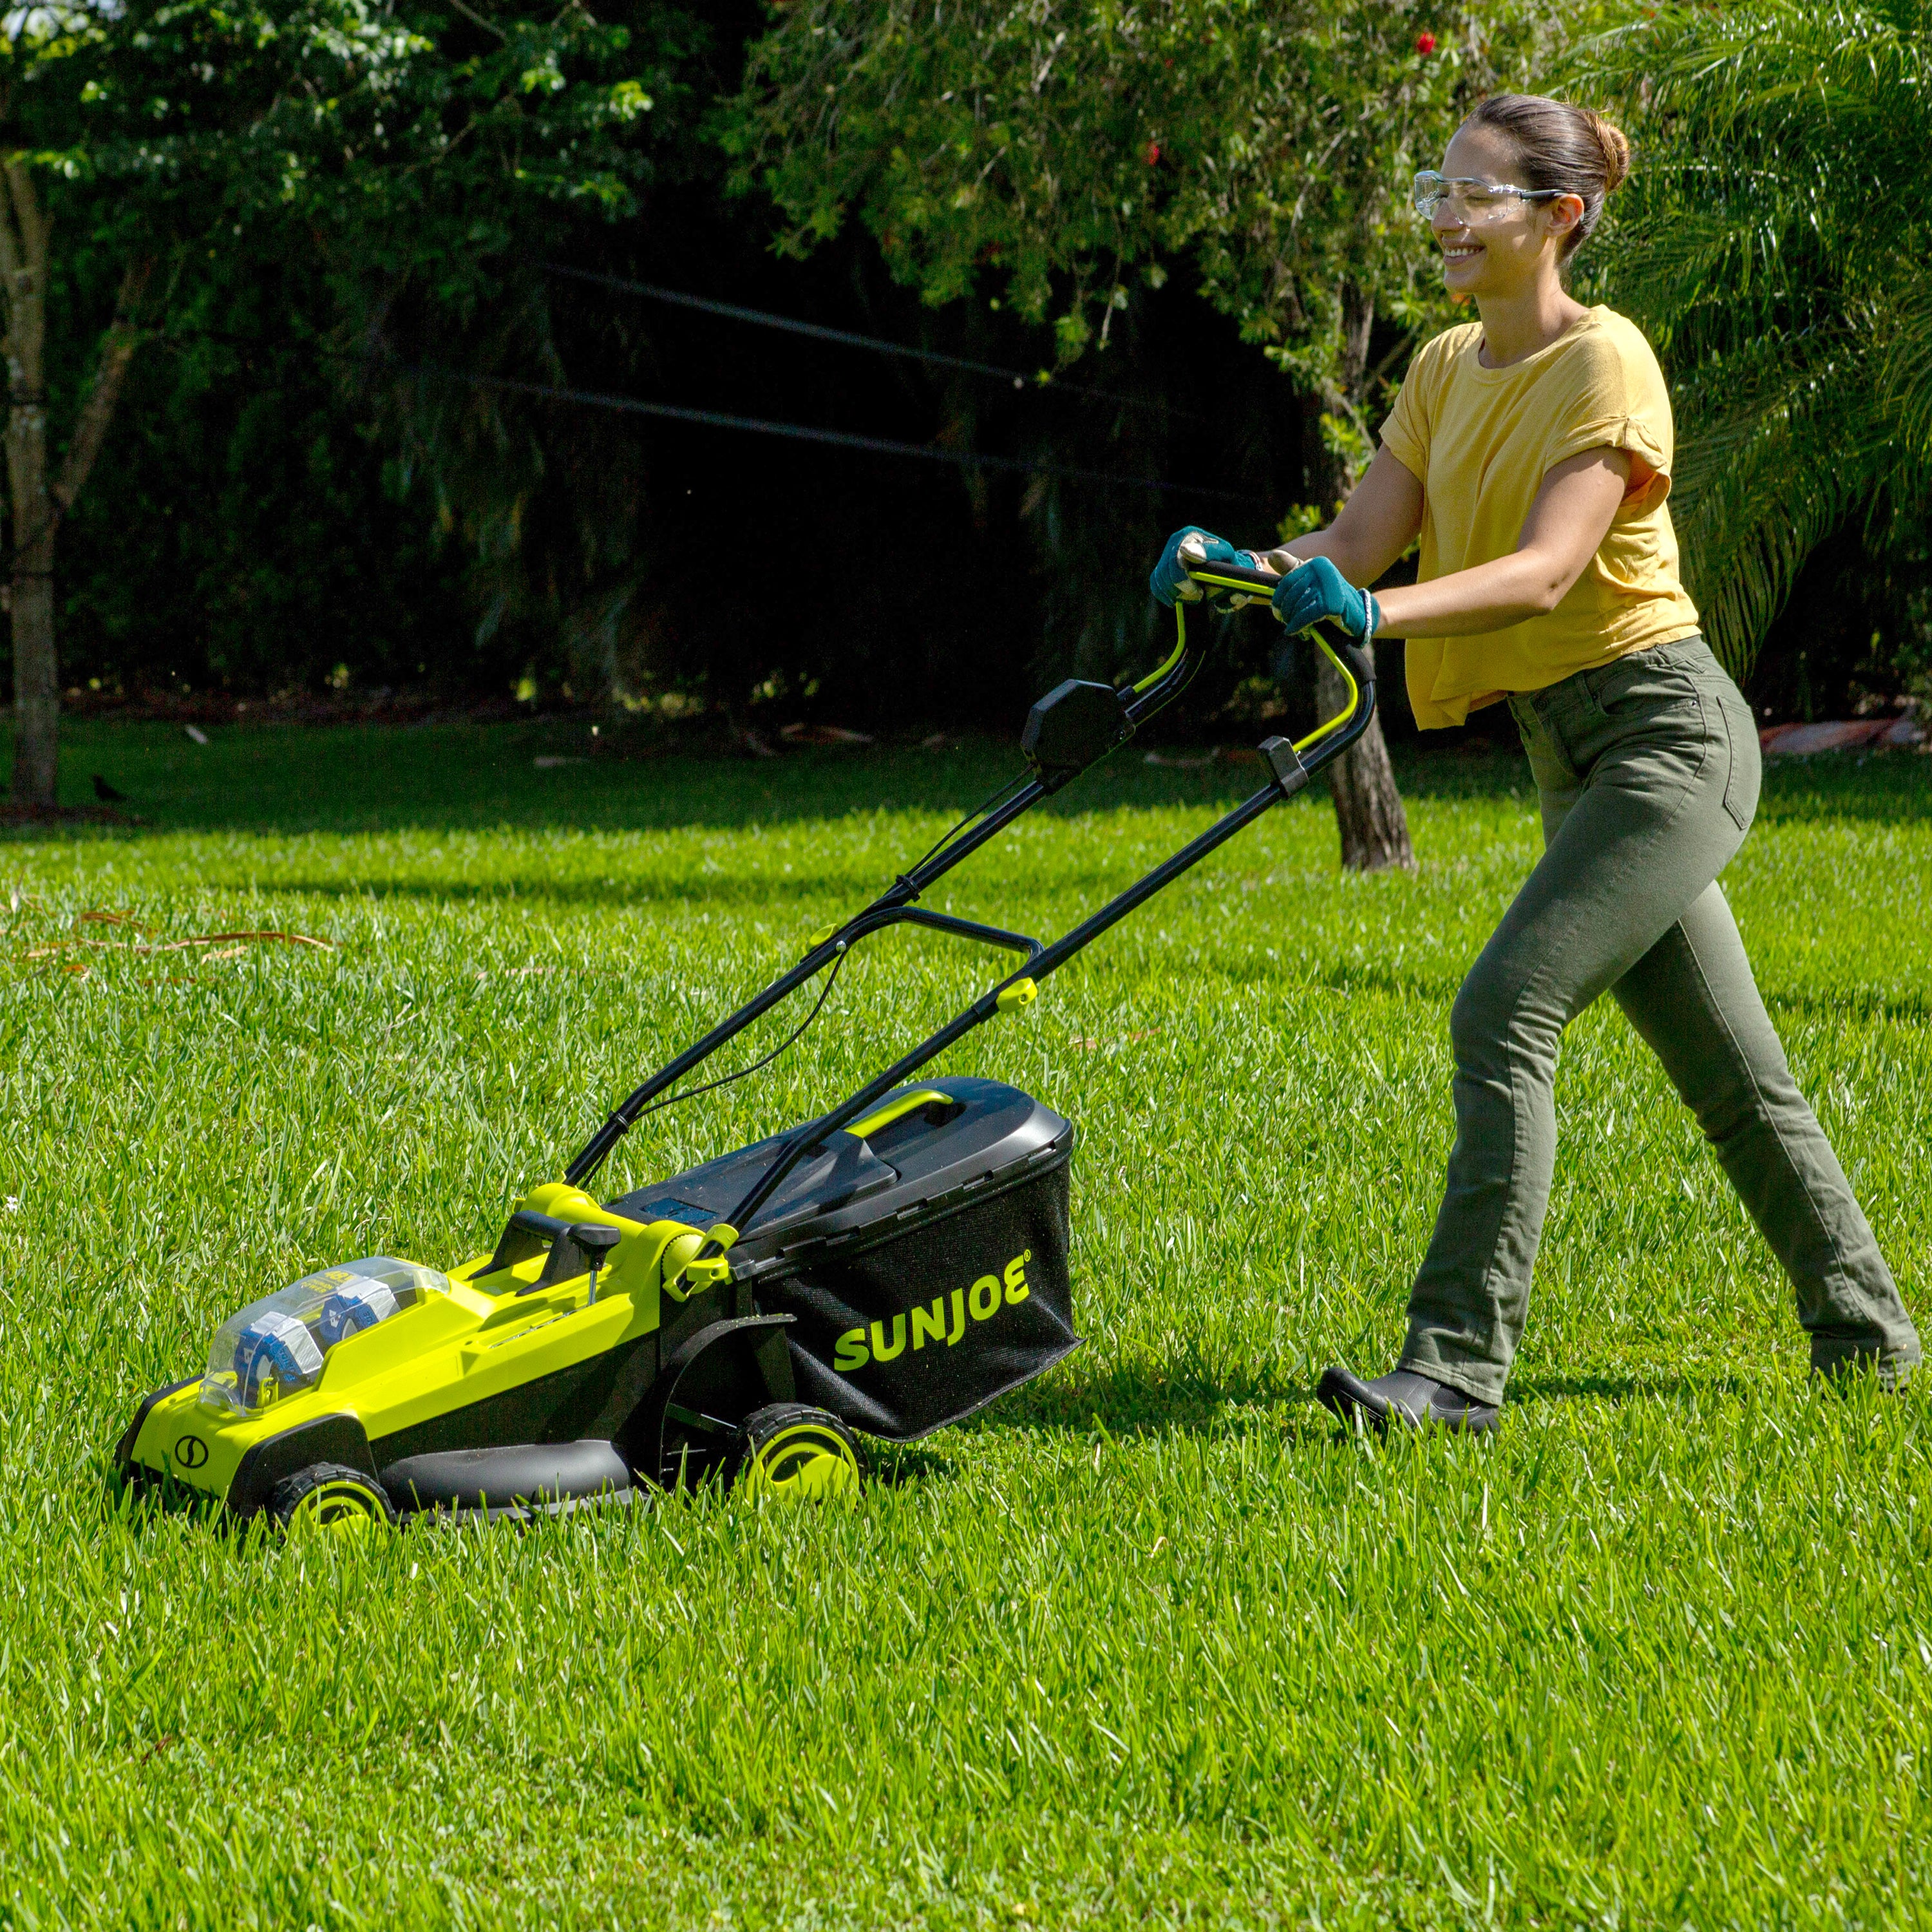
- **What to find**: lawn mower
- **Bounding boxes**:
[114,560,1373,1528]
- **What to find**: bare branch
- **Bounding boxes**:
[52,256,156,515]
[0,162,30,351]
[3,161,48,281]
[439,0,506,41]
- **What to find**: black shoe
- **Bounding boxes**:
[1316,1364,1500,1435]
[1810,1341,1917,1391]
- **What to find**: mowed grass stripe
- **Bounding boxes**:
[1,723,1927,1928]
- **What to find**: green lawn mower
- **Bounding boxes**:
[114,562,1373,1529]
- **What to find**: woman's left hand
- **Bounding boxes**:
[1269,555,1380,638]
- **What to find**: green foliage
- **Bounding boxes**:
[5,0,674,269]
[719,1,1640,719]
[289,0,708,688]
[726,1,1597,446]
[1,0,699,702]
[1577,1,1932,674]
[1,726,1929,1922]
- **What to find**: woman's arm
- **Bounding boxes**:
[1370,448,1631,639]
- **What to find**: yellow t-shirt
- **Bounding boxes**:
[1379,305,1701,728]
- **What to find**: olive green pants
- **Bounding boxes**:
[1399,635,1921,1403]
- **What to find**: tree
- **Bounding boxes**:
[2,0,671,809]
[726,0,1573,869]
[1577,0,1932,674]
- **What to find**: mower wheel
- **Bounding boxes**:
[269,1462,396,1535]
[735,1405,860,1502]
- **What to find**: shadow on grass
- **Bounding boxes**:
[971,1356,1315,1442]
[1304,963,1931,1031]
[969,1359,1770,1443]
[15,717,1928,844]
[16,724,1316,841]
[1750,759,1932,827]
[1399,736,1932,826]
[1765,987,1932,1027]
[860,1439,961,1489]
[1314,960,1464,1006]
[1504,1372,1759,1407]
[270,874,840,912]
[101,1465,243,1541]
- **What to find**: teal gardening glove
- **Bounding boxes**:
[1269,554,1381,638]
[1149,527,1258,607]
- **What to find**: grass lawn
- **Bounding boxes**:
[3,715,1929,1929]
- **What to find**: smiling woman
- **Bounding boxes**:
[1213,92,1924,1434]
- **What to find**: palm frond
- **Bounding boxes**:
[1880,296,1932,464]
[1564,0,1932,673]
[1664,330,1897,669]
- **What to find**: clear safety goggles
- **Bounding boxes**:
[1412,171,1565,223]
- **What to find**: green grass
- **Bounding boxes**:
[3,718,1929,1929]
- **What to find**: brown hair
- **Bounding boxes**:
[1464,93,1631,259]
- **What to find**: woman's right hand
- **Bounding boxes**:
[1149,527,1255,607]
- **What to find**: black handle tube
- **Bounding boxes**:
[565,943,844,1185]
[887,907,1046,959]
[706,996,1009,1255]
[701,670,1376,1262]
[1189,559,1279,592]
[567,775,1064,1188]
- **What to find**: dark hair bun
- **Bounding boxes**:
[1580,109,1631,193]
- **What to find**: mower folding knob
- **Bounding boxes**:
[1258,736,1310,797]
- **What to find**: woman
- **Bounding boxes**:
[1151,93,1920,1432]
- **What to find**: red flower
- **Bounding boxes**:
[1415,30,1437,53]
[1142,140,1162,166]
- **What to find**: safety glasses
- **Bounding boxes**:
[1412,171,1565,223]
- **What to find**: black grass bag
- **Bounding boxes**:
[614,1079,1081,1442]
[759,1148,1078,1440]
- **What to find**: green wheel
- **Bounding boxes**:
[736,1405,860,1502]
[269,1463,395,1535]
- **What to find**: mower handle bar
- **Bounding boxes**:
[1187,558,1378,699]
[565,557,1372,1200]
[676,614,1377,1285]
[842,905,1043,961]
[1188,558,1281,595]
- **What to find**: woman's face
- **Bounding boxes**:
[1432,124,1580,299]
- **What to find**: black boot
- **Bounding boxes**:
[1317,1365,1499,1435]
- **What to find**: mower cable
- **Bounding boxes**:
[621,948,850,1128]
[905,770,1032,880]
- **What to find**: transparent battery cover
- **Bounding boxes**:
[199,1257,449,1416]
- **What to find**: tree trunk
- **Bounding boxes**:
[1317,650,1414,871]
[8,526,57,807]
[1,161,55,806]
[1300,283,1415,873]
[0,155,152,808]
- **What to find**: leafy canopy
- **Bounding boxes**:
[727,1,1590,464]
[2,0,681,308]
